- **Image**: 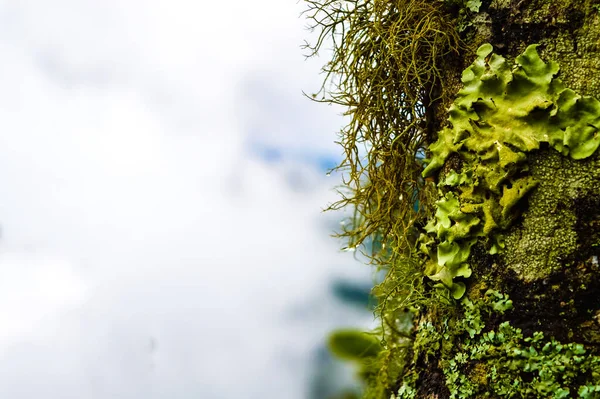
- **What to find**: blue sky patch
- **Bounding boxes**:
[247,139,340,173]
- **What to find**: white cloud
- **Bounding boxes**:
[0,1,372,399]
[0,251,87,347]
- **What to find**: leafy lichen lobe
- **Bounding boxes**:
[420,43,600,290]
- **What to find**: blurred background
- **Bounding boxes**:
[0,1,376,398]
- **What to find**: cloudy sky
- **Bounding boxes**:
[0,1,376,398]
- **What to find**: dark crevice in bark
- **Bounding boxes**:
[487,261,600,346]
[487,0,586,57]
[415,354,450,399]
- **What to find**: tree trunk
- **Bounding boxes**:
[304,0,600,397]
[403,2,600,398]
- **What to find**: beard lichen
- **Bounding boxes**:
[303,0,462,263]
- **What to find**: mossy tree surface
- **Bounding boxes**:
[305,1,600,398]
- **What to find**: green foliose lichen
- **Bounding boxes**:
[419,43,600,294]
[420,191,477,299]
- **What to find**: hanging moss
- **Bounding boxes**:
[303,0,463,263]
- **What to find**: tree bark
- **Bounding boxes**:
[304,0,600,396]
[405,1,600,398]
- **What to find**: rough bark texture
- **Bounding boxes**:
[469,0,600,353]
[409,1,600,397]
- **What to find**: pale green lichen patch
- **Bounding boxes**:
[444,322,600,399]
[394,291,600,399]
[502,149,600,281]
[420,43,600,292]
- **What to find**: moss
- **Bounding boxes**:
[443,321,600,399]
[386,42,600,396]
[326,43,600,398]
[360,42,600,397]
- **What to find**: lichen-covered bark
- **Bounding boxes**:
[434,0,600,127]
[304,1,600,397]
[501,150,600,282]
[406,2,600,398]
[487,0,600,97]
[469,0,600,348]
